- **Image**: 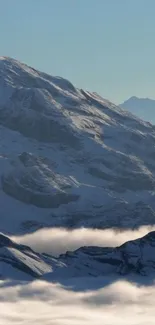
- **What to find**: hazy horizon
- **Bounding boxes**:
[1,0,155,104]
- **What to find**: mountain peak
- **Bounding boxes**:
[0,56,77,95]
[120,96,155,123]
[0,56,29,68]
[128,95,138,100]
[0,232,13,247]
[122,96,154,103]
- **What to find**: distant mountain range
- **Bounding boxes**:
[120,96,155,124]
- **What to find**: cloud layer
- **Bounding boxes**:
[12,225,155,256]
[3,227,155,324]
[0,278,155,325]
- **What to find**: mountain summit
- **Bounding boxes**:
[1,57,155,233]
[120,96,155,124]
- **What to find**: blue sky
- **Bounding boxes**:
[0,0,155,103]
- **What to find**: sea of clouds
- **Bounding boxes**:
[1,226,155,324]
[0,277,155,325]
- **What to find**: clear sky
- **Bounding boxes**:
[0,0,155,103]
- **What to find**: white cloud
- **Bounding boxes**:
[0,278,155,325]
[3,226,155,325]
[12,225,155,256]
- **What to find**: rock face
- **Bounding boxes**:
[1,232,155,279]
[1,57,155,231]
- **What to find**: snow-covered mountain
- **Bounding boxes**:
[57,230,155,277]
[0,233,53,279]
[1,57,155,233]
[120,96,155,124]
[1,231,155,279]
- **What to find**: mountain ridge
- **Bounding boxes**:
[1,230,155,279]
[1,57,155,234]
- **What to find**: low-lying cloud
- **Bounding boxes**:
[3,227,155,324]
[12,225,155,256]
[0,278,155,325]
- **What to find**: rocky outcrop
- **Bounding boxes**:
[1,153,79,208]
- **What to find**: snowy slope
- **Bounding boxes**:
[1,57,155,233]
[0,232,66,279]
[0,233,52,278]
